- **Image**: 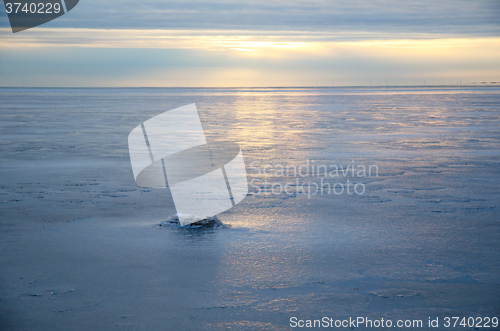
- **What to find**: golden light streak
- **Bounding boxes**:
[2,28,499,57]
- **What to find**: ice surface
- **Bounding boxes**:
[0,87,499,330]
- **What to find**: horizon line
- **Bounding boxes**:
[1,84,500,89]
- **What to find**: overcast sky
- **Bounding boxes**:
[1,0,499,87]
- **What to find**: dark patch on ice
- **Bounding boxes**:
[16,147,43,152]
[387,190,416,194]
[51,289,75,296]
[369,290,423,299]
[56,302,101,313]
[413,187,445,191]
[65,218,88,223]
[303,281,326,286]
[195,305,239,310]
[430,210,455,213]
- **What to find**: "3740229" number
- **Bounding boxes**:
[5,2,61,14]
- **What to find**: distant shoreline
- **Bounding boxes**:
[1,85,500,89]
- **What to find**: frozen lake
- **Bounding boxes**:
[1,87,499,330]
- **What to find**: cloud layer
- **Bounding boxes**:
[1,0,499,37]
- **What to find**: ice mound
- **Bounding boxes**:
[158,214,226,228]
